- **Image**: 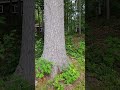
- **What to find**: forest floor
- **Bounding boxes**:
[35,34,85,90]
[35,57,85,90]
[86,16,120,89]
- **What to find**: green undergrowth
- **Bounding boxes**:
[48,64,80,90]
[35,58,53,78]
[86,36,120,87]
[0,75,34,90]
[0,30,20,76]
[66,35,85,67]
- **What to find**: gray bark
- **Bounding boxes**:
[15,0,35,84]
[42,0,69,78]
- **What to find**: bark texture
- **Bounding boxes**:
[15,0,35,84]
[42,0,69,78]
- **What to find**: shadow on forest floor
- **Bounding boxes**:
[86,17,120,89]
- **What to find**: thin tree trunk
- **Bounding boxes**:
[18,0,22,33]
[41,9,44,40]
[42,0,69,78]
[64,0,66,31]
[98,1,101,15]
[15,0,35,84]
[37,6,40,35]
[78,0,81,35]
[70,1,72,33]
[66,1,69,33]
[68,5,70,33]
[106,0,110,20]
[10,0,12,25]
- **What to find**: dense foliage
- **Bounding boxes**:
[51,64,80,90]
[0,75,34,90]
[86,35,120,87]
[35,58,53,78]
[0,30,20,76]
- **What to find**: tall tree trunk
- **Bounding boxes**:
[18,0,22,34]
[41,9,44,40]
[15,0,35,84]
[78,0,81,35]
[98,0,101,15]
[37,6,40,35]
[10,0,12,25]
[64,0,67,32]
[68,8,70,33]
[42,0,69,78]
[106,0,110,20]
[66,1,69,33]
[69,1,73,34]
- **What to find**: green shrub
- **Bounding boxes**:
[35,58,53,78]
[52,64,79,90]
[0,75,34,90]
[52,75,64,90]
[0,17,5,25]
[35,38,43,59]
[62,64,80,84]
[0,30,20,76]
[86,36,120,87]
